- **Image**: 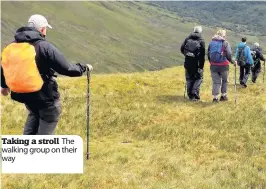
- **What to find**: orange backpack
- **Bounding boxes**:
[1,42,43,93]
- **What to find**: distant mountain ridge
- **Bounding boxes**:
[1,2,266,74]
[148,2,266,36]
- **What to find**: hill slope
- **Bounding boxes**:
[1,1,189,73]
[2,1,266,74]
[149,1,266,36]
[2,66,266,188]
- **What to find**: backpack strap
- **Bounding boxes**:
[221,41,225,54]
[30,40,57,81]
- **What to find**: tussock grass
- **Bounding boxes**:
[2,66,266,188]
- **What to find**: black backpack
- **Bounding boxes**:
[251,50,257,60]
[251,50,260,65]
[237,46,247,66]
[184,39,201,58]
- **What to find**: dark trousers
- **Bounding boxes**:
[252,62,261,82]
[24,99,62,135]
[185,70,203,99]
[240,64,251,84]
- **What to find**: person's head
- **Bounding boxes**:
[254,42,259,48]
[241,37,247,43]
[28,14,52,36]
[216,29,226,38]
[193,26,202,34]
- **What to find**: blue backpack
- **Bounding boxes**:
[209,41,226,63]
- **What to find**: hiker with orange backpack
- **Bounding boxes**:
[1,14,92,135]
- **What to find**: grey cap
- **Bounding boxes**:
[28,14,52,29]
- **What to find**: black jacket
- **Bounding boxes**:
[180,32,205,74]
[1,27,87,107]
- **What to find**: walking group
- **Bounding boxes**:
[1,15,265,136]
[181,26,266,102]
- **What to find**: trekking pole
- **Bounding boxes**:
[86,64,93,160]
[184,81,187,99]
[263,61,265,83]
[234,63,237,106]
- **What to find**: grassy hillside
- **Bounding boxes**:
[2,65,266,188]
[0,1,189,73]
[149,1,266,36]
[2,1,266,74]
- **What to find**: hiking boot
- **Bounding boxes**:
[192,98,200,102]
[194,94,200,100]
[241,83,247,88]
[189,94,200,101]
[220,95,228,102]
[212,98,219,103]
[189,94,199,101]
[189,96,195,101]
[188,94,195,101]
[188,94,194,101]
[189,97,199,102]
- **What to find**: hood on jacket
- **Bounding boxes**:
[237,42,247,48]
[212,35,225,41]
[188,32,203,40]
[235,42,253,64]
[14,27,45,43]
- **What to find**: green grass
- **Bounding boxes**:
[2,2,266,74]
[2,65,266,188]
[2,1,266,188]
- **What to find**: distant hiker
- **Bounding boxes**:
[208,29,235,103]
[181,26,205,101]
[235,37,253,88]
[250,42,265,83]
[1,14,92,135]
